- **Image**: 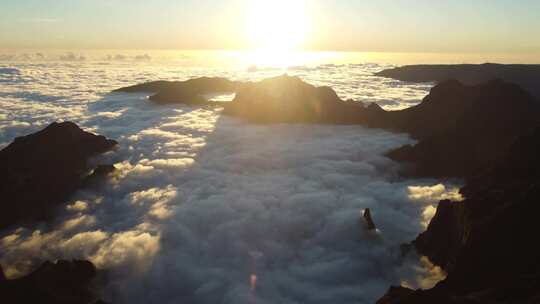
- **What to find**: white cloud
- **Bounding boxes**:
[408,184,464,228]
[408,184,463,203]
[61,215,96,231]
[0,61,446,304]
[91,230,160,272]
[139,158,195,169]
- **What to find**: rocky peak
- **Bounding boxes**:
[0,122,118,228]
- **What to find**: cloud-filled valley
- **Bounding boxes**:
[0,60,458,303]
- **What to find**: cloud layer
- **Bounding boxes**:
[0,60,454,304]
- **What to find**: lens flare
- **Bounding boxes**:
[250,274,258,291]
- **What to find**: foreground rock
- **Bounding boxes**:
[0,122,117,229]
[378,128,540,303]
[0,260,107,304]
[375,63,540,99]
[114,77,243,105]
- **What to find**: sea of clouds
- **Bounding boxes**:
[0,58,457,303]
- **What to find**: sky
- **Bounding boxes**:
[1,0,539,53]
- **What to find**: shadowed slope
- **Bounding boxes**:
[0,260,107,304]
[378,127,540,304]
[385,79,540,177]
[0,122,118,229]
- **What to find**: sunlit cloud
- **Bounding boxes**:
[66,201,89,212]
[0,60,452,303]
[408,184,463,228]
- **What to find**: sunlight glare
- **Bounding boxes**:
[246,0,309,51]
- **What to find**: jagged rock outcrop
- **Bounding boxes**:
[375,63,540,98]
[377,127,540,303]
[0,122,117,229]
[114,77,243,105]
[363,208,376,230]
[0,260,107,304]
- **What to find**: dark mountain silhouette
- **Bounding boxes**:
[115,75,385,122]
[114,77,242,105]
[223,75,378,123]
[117,75,540,178]
[384,79,540,177]
[0,260,108,304]
[0,122,117,229]
[377,127,540,304]
[376,63,540,99]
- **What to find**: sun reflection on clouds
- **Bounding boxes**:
[408,184,463,203]
[0,59,447,303]
[90,229,160,273]
[139,158,195,169]
[66,200,89,212]
[408,184,463,229]
[0,212,162,279]
[401,256,447,290]
[129,185,178,220]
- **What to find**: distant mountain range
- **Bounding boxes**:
[376,63,540,99]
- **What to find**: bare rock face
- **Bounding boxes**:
[413,200,467,270]
[0,122,117,229]
[378,127,540,303]
[0,260,106,304]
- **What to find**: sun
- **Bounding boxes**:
[245,0,309,51]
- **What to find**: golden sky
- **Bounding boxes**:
[1,0,539,53]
